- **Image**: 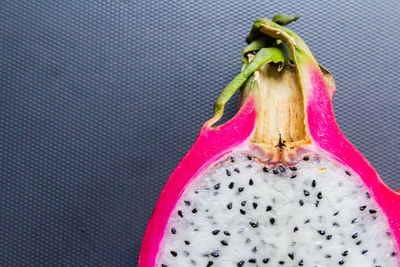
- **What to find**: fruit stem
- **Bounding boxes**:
[246,18,313,60]
[272,14,300,25]
[212,15,315,125]
[213,47,285,123]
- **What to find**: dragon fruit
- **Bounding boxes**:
[139,15,400,267]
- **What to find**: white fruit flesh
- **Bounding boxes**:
[156,151,398,267]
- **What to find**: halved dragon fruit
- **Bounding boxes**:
[140,15,400,267]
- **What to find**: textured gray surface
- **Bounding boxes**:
[0,1,399,266]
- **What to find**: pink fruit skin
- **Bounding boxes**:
[139,65,400,266]
[305,65,400,253]
[138,96,256,267]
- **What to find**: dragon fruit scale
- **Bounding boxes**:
[139,15,400,267]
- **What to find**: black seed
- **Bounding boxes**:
[252,246,257,253]
[342,250,348,256]
[250,221,259,228]
[303,190,310,196]
[288,253,294,260]
[366,192,371,198]
[230,157,235,162]
[247,164,252,168]
[345,170,351,176]
[207,260,213,266]
[192,208,198,214]
[178,210,183,217]
[266,205,272,212]
[170,251,177,257]
[162,264,167,267]
[211,251,219,257]
[362,250,368,254]
[304,219,310,224]
[333,222,340,227]
[303,156,309,161]
[221,240,228,246]
[224,231,230,236]
[212,230,220,235]
[185,240,190,245]
[233,168,240,174]
[238,187,244,192]
[214,183,220,190]
[263,167,269,172]
[237,260,244,266]
[293,226,299,232]
[184,201,191,206]
[298,259,304,266]
[247,156,252,160]
[369,209,377,214]
[315,200,320,207]
[352,232,358,239]
[326,234,332,240]
[356,240,362,245]
[273,169,279,174]
[171,228,176,234]
[318,229,326,235]
[291,174,297,179]
[333,211,339,216]
[351,218,357,224]
[299,200,304,206]
[279,166,286,172]
[279,260,285,265]
[227,203,232,209]
[359,205,367,211]
[253,202,258,209]
[290,166,297,171]
[339,260,345,265]
[270,218,276,225]
[249,179,254,185]
[226,170,231,176]
[263,258,270,263]
[249,258,256,263]
[311,180,316,187]
[241,201,247,206]
[317,192,322,199]
[240,209,246,215]
[390,251,397,257]
[229,182,234,189]
[325,254,331,258]
[195,191,199,194]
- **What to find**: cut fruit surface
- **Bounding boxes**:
[156,151,398,266]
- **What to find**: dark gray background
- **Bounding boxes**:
[1,1,399,266]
